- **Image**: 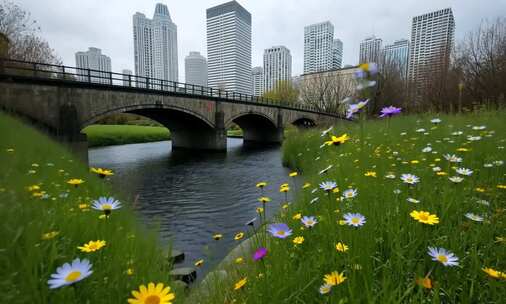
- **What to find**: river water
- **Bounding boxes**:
[88,138,290,278]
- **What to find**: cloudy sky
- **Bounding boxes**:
[19,0,506,80]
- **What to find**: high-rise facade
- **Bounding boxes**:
[133,3,178,83]
[75,47,111,84]
[359,36,382,64]
[383,39,409,76]
[408,8,455,85]
[304,21,335,73]
[185,51,208,86]
[263,46,292,92]
[122,69,133,86]
[207,1,252,94]
[332,39,343,69]
[251,66,264,96]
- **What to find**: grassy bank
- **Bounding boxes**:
[0,113,182,303]
[192,111,506,303]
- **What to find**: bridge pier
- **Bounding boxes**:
[171,110,227,151]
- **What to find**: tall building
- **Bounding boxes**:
[408,8,455,85]
[332,39,343,69]
[383,39,409,76]
[251,66,264,96]
[207,1,252,94]
[122,69,133,86]
[304,21,335,73]
[185,51,208,86]
[359,36,382,64]
[75,47,111,84]
[263,46,292,92]
[133,3,178,84]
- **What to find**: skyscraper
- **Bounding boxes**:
[207,1,252,94]
[332,39,343,69]
[122,69,133,86]
[133,3,178,83]
[185,51,208,86]
[251,66,264,96]
[408,8,455,85]
[263,46,292,92]
[383,39,409,76]
[304,21,335,73]
[359,36,382,64]
[75,47,111,84]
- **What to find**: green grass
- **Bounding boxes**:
[191,111,506,303]
[82,125,170,147]
[0,113,183,303]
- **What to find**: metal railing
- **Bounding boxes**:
[0,58,343,117]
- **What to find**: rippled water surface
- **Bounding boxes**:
[89,138,290,277]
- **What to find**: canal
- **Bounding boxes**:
[89,138,291,278]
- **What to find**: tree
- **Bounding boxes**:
[262,80,299,104]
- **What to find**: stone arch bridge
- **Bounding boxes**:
[0,59,348,161]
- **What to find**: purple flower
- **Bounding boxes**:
[253,247,267,261]
[267,223,292,239]
[346,100,369,119]
[379,106,402,118]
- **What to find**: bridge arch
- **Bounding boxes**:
[291,116,317,128]
[225,112,282,143]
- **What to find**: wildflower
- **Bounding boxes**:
[289,171,298,177]
[212,234,223,240]
[385,173,396,179]
[475,187,486,192]
[256,182,267,188]
[302,182,311,189]
[268,223,292,239]
[91,197,122,216]
[436,171,448,176]
[6,148,14,153]
[194,259,204,267]
[319,181,337,192]
[319,283,333,294]
[406,197,420,204]
[498,184,506,189]
[127,268,134,276]
[343,213,366,227]
[364,171,376,177]
[41,231,60,240]
[234,232,244,241]
[379,106,402,117]
[416,277,432,289]
[467,135,481,141]
[443,154,462,163]
[400,174,419,185]
[78,203,89,210]
[27,185,41,192]
[464,213,484,222]
[430,118,442,124]
[410,210,439,225]
[410,160,419,164]
[449,176,464,183]
[427,247,459,267]
[279,185,290,193]
[324,271,347,286]
[320,126,333,137]
[422,146,432,153]
[342,189,358,200]
[67,179,84,187]
[432,166,441,172]
[455,168,473,176]
[292,213,302,220]
[359,62,378,75]
[77,240,106,253]
[456,147,469,152]
[48,258,92,289]
[325,134,350,146]
[258,196,271,204]
[90,167,113,178]
[234,278,247,290]
[482,267,506,279]
[335,242,349,252]
[346,100,369,119]
[253,247,267,261]
[235,257,244,264]
[128,282,175,304]
[256,207,264,214]
[293,236,305,245]
[301,216,318,228]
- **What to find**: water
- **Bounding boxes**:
[88,138,291,278]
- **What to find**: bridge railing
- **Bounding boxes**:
[0,58,344,117]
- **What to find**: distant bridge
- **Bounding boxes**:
[0,58,348,161]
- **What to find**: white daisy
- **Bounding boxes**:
[449,176,464,183]
[451,131,463,136]
[416,128,426,133]
[319,181,337,192]
[407,197,420,204]
[455,168,473,176]
[432,166,442,172]
[464,213,484,222]
[48,258,93,289]
[472,125,486,130]
[301,216,318,228]
[393,189,402,194]
[385,173,396,179]
[467,136,481,141]
[422,147,432,153]
[443,154,462,163]
[319,283,332,294]
[427,247,459,267]
[91,197,122,215]
[494,160,504,166]
[476,199,490,206]
[343,213,366,227]
[483,163,493,168]
[342,189,358,200]
[430,118,442,124]
[400,174,420,185]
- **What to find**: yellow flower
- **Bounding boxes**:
[302,182,311,189]
[292,213,302,220]
[416,277,432,289]
[32,191,46,198]
[256,207,264,214]
[335,242,349,252]
[289,171,298,177]
[90,167,114,178]
[364,171,376,177]
[436,171,448,176]
[434,158,441,162]
[6,148,14,153]
[77,240,106,252]
[292,236,304,245]
[67,179,84,186]
[279,186,290,193]
[324,271,346,286]
[212,234,223,240]
[256,182,267,188]
[235,257,244,264]
[258,197,271,204]
[78,204,89,209]
[338,220,347,225]
[128,282,175,304]
[282,204,289,209]
[482,267,506,279]
[410,210,439,225]
[27,185,41,192]
[127,268,134,276]
[497,185,506,189]
[234,232,244,241]
[98,214,107,220]
[456,148,470,152]
[411,160,419,164]
[325,134,350,146]
[475,187,486,192]
[234,277,247,290]
[332,187,340,193]
[194,259,204,267]
[41,231,60,240]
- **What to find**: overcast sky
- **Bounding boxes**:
[19,0,506,80]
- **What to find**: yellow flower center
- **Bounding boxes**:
[419,214,429,221]
[101,204,112,210]
[144,295,160,304]
[276,230,286,236]
[351,218,360,224]
[306,220,314,225]
[406,178,413,183]
[437,255,448,263]
[88,243,98,250]
[65,271,81,282]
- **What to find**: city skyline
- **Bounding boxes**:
[19,0,506,79]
